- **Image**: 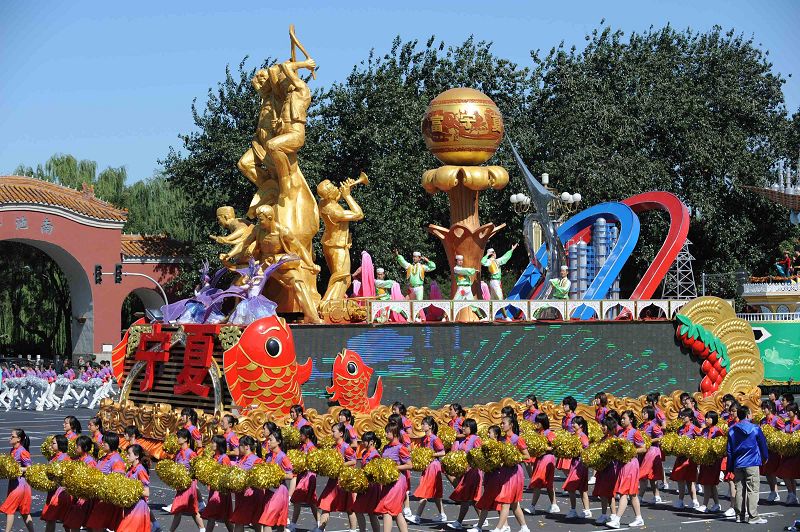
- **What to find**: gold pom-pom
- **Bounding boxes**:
[25,464,56,492]
[608,438,637,464]
[526,432,549,458]
[499,443,523,467]
[282,426,302,450]
[155,460,192,491]
[467,447,487,471]
[46,460,67,483]
[586,420,603,443]
[665,419,683,433]
[220,466,249,493]
[67,438,79,459]
[0,454,21,479]
[202,446,215,459]
[162,434,180,455]
[247,463,284,490]
[441,451,469,477]
[438,425,457,451]
[478,440,503,472]
[689,437,713,465]
[190,456,219,486]
[287,449,307,474]
[519,420,537,444]
[338,467,369,493]
[318,435,336,449]
[411,447,434,471]
[642,434,653,450]
[477,426,490,442]
[659,433,680,456]
[97,472,143,508]
[308,448,344,478]
[41,436,56,461]
[363,457,399,485]
[63,461,104,499]
[552,432,583,459]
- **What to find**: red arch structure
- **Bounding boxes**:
[572,191,690,299]
[0,176,188,359]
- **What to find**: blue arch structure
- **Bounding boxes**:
[508,202,640,319]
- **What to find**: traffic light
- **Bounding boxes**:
[735,270,749,296]
[114,264,123,284]
[94,265,102,284]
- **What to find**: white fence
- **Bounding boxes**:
[367,298,727,323]
[737,312,800,322]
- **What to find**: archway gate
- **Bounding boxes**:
[0,176,188,359]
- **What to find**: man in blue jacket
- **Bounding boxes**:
[726,405,769,524]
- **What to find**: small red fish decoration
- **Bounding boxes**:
[326,348,383,413]
[223,315,312,413]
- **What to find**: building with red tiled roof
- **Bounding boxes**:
[0,175,188,359]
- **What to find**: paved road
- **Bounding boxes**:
[0,408,796,531]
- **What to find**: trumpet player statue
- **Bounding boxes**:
[317,173,367,301]
[481,244,518,299]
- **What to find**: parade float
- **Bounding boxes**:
[96,25,773,452]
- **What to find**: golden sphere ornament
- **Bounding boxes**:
[421,87,503,166]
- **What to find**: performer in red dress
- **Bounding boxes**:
[760,400,785,503]
[230,436,263,532]
[352,431,382,532]
[167,428,204,531]
[696,412,724,513]
[87,417,104,449]
[317,423,357,531]
[592,419,619,526]
[338,409,359,446]
[290,405,310,430]
[607,410,646,529]
[778,403,800,505]
[258,428,294,530]
[85,432,127,531]
[495,416,530,532]
[375,422,411,532]
[221,414,240,461]
[446,418,482,529]
[200,435,233,531]
[180,408,204,449]
[638,406,664,504]
[522,394,541,423]
[117,444,153,532]
[408,416,446,524]
[62,416,82,441]
[62,435,97,531]
[671,408,701,510]
[0,429,33,532]
[562,416,591,520]
[527,413,558,515]
[290,425,319,530]
[556,396,577,473]
[41,435,70,532]
[474,426,502,531]
[448,403,466,435]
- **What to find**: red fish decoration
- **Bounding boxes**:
[326,348,383,413]
[223,315,312,413]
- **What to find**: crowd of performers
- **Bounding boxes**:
[0,361,116,411]
[1,392,799,532]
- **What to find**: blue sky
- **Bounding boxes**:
[1,1,798,183]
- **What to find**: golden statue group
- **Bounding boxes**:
[207,25,516,324]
